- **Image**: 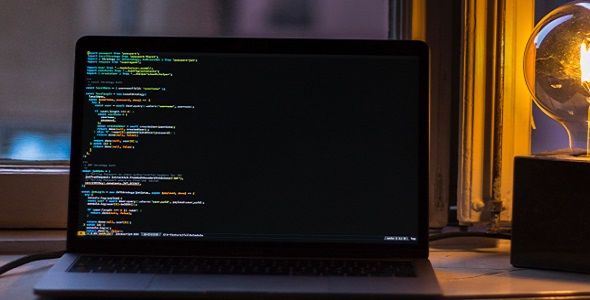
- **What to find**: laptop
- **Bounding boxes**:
[35,36,440,299]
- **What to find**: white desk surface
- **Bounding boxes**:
[1,237,590,299]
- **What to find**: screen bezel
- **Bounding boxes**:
[67,36,430,259]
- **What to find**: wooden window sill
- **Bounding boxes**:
[0,230,66,254]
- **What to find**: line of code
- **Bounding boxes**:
[79,51,203,237]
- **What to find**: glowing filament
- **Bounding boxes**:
[580,42,590,93]
[581,41,590,156]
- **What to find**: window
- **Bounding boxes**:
[0,0,389,162]
[0,0,395,228]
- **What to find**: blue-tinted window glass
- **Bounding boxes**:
[0,0,389,161]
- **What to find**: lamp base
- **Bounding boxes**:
[511,154,590,273]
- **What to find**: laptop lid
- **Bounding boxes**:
[67,36,429,259]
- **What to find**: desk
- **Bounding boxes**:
[1,237,590,299]
[431,238,590,299]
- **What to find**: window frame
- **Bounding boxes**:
[0,165,69,228]
[456,0,534,226]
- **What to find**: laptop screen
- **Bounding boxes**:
[69,37,429,256]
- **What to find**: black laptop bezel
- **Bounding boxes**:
[67,36,430,259]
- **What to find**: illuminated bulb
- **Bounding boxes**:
[524,1,590,156]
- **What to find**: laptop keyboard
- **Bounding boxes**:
[68,255,416,277]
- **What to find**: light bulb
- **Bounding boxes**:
[524,0,590,156]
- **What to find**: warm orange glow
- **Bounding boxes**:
[581,42,590,156]
[580,42,590,93]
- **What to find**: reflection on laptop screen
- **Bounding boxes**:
[77,49,421,244]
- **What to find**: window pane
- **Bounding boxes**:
[0,0,389,161]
